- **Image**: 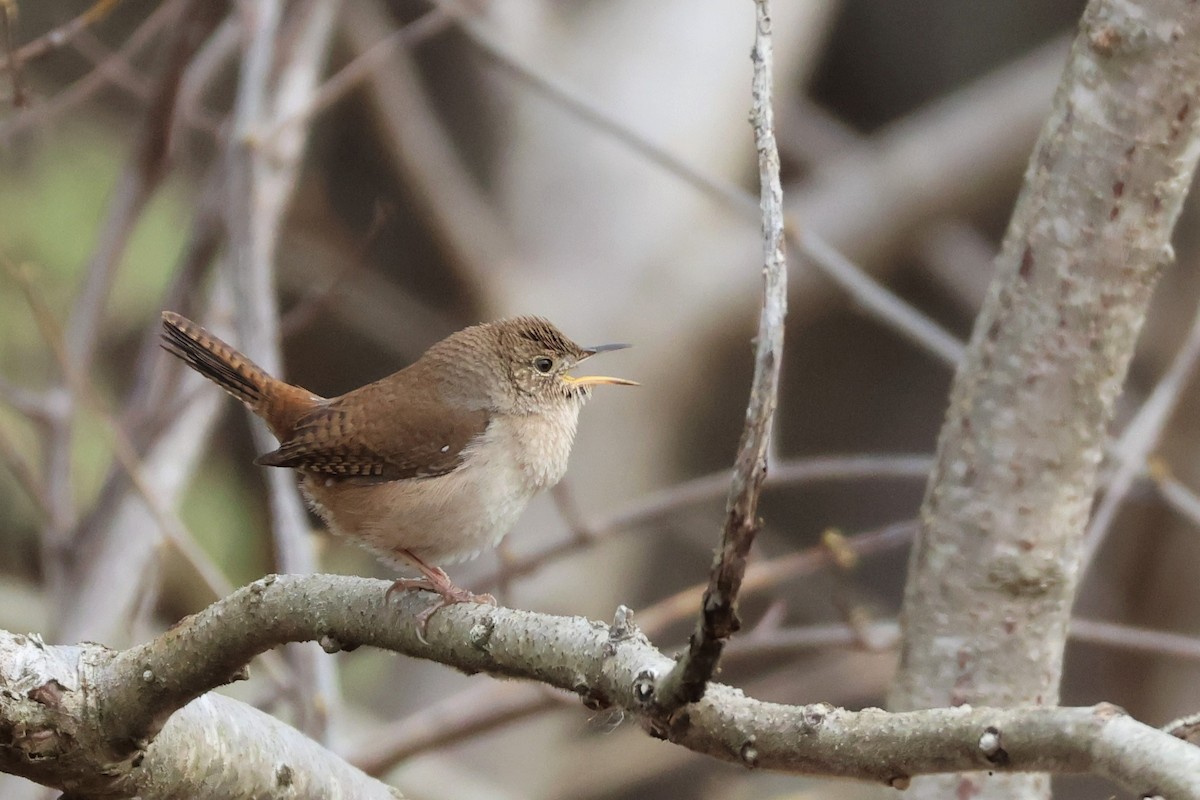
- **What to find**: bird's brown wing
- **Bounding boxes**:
[254,380,490,481]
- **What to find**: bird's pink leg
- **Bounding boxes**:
[386,550,496,635]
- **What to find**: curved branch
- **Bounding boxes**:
[7,574,1182,798]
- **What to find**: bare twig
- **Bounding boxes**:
[121,167,225,433]
[0,0,123,73]
[33,0,226,619]
[445,0,753,218]
[341,0,512,300]
[654,0,786,712]
[265,5,451,143]
[68,28,152,97]
[479,454,932,590]
[788,35,1067,274]
[0,421,53,520]
[727,620,902,659]
[353,682,563,776]
[3,260,238,605]
[69,27,224,136]
[1150,458,1200,530]
[794,228,964,364]
[721,616,1200,666]
[0,375,53,423]
[279,200,394,337]
[445,0,965,366]
[62,0,225,376]
[0,0,185,143]
[636,519,917,638]
[1,0,23,106]
[549,480,597,544]
[172,12,238,142]
[1070,618,1200,663]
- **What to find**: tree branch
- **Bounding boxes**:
[223,0,340,740]
[444,0,964,365]
[0,0,124,73]
[4,575,1200,797]
[654,0,786,712]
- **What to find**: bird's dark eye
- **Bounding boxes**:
[534,357,555,374]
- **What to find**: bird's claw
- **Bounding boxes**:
[386,579,497,643]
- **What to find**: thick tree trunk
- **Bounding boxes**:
[889,2,1200,798]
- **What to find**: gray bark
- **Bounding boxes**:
[889,1,1200,798]
[5,576,1200,798]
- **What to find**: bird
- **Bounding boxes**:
[160,311,635,626]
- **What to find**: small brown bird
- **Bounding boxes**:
[161,311,635,623]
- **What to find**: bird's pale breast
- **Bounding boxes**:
[301,402,582,569]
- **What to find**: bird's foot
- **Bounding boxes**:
[386,569,496,642]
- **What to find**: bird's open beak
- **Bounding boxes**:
[563,373,639,387]
[567,343,638,386]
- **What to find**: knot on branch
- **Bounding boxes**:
[978,725,1009,766]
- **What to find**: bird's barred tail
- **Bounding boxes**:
[161,311,320,444]
[160,310,282,411]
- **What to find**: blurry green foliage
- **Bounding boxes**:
[0,121,190,382]
[180,453,269,588]
[0,121,264,587]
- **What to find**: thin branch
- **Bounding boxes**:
[3,260,238,605]
[0,375,55,424]
[650,0,785,712]
[795,228,964,364]
[70,27,224,136]
[1150,458,1200,530]
[636,519,917,638]
[717,616,1200,666]
[0,0,186,143]
[341,0,512,299]
[1070,617,1200,663]
[172,12,238,141]
[278,199,394,337]
[224,0,340,742]
[726,621,901,659]
[479,454,932,590]
[1,0,23,106]
[787,36,1066,283]
[54,162,224,654]
[0,421,54,520]
[444,0,965,366]
[62,0,225,377]
[444,0,754,217]
[264,5,451,143]
[21,261,291,694]
[35,0,227,607]
[549,479,597,543]
[353,683,563,776]
[0,0,124,73]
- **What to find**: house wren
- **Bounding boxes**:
[160,311,634,622]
